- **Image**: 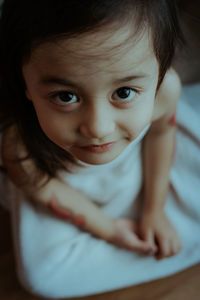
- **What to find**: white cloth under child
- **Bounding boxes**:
[1,84,200,299]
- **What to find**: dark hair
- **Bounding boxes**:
[0,0,183,178]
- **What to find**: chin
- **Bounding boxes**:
[78,155,116,165]
[80,158,114,165]
[74,150,122,166]
[69,140,128,165]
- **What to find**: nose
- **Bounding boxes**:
[79,101,115,139]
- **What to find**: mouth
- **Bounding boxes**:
[79,142,116,153]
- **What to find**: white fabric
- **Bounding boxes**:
[58,124,150,219]
[0,84,200,299]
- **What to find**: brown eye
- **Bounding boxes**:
[51,91,78,104]
[113,87,136,102]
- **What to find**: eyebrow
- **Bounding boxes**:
[114,74,149,84]
[39,73,149,87]
[39,77,76,88]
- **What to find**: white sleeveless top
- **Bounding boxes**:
[60,125,150,219]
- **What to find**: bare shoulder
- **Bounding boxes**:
[152,68,181,123]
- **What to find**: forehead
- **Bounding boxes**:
[25,24,157,77]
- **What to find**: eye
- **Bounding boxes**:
[112,87,137,102]
[50,91,79,105]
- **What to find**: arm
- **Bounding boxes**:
[1,125,152,253]
[1,126,114,240]
[143,114,176,213]
[140,69,182,259]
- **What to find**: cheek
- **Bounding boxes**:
[32,103,75,145]
[122,96,155,135]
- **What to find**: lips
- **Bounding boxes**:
[80,142,116,153]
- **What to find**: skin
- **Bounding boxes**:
[168,114,176,163]
[49,196,86,227]
[23,25,159,165]
[3,23,182,258]
[169,113,176,126]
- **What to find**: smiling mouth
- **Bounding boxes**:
[80,142,116,153]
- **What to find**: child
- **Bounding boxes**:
[0,0,184,298]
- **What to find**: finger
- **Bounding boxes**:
[126,235,153,254]
[155,237,170,260]
[170,238,182,256]
[142,230,157,253]
[138,226,157,254]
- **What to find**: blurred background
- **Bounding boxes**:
[174,0,200,83]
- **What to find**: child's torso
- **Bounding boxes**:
[60,126,149,218]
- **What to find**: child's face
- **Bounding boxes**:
[22,24,159,165]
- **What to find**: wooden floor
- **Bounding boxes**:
[0,206,200,300]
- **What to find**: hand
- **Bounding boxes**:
[139,209,182,260]
[111,218,156,255]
